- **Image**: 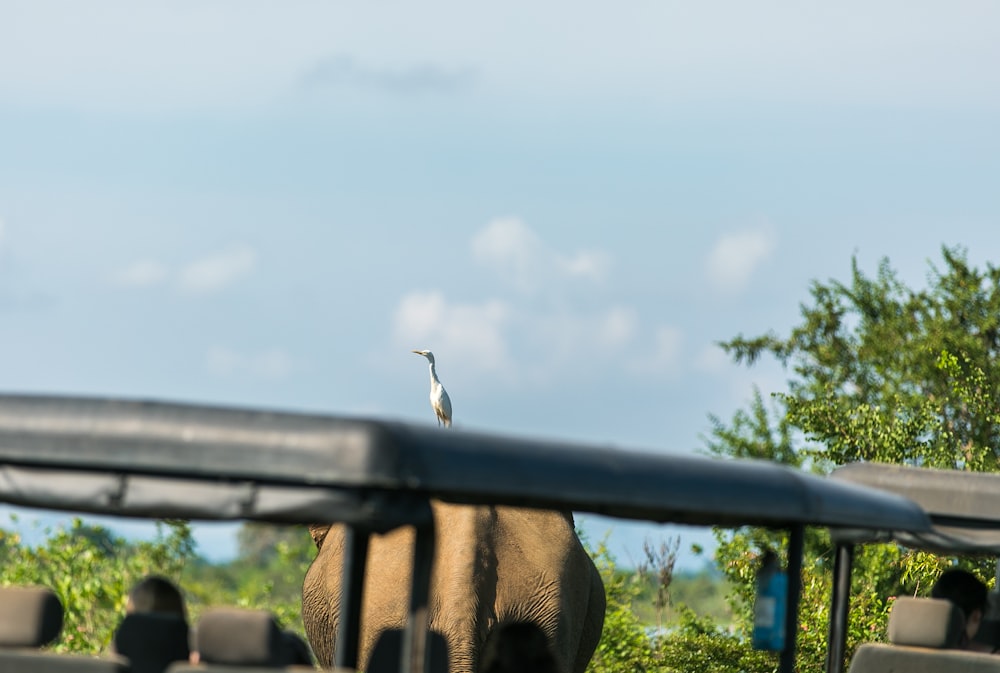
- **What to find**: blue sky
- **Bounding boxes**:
[2,1,1000,568]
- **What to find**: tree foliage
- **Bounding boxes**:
[721,247,1000,471]
[696,246,1000,672]
[586,537,656,673]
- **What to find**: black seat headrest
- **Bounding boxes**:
[367,628,449,673]
[196,608,295,667]
[888,596,966,649]
[0,586,63,648]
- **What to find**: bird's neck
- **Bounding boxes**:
[428,362,442,386]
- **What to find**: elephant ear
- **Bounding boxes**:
[308,524,332,550]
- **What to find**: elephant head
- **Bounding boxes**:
[302,502,605,673]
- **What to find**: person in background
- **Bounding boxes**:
[125,575,188,619]
[931,568,992,652]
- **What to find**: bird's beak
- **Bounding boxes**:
[411,350,424,355]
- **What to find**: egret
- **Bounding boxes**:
[412,349,452,427]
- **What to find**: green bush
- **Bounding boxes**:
[586,537,655,673]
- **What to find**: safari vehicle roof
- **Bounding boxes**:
[0,394,932,534]
[831,461,1000,554]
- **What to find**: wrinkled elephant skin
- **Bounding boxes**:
[302,502,605,673]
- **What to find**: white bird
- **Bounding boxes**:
[412,349,452,427]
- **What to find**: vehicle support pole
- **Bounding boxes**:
[780,525,805,673]
[826,543,854,673]
[402,500,436,673]
[336,525,371,670]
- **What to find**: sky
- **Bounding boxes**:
[2,1,1000,570]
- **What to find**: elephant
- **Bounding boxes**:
[302,501,606,673]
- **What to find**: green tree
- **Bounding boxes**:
[237,523,314,566]
[688,246,1000,673]
[719,247,1000,470]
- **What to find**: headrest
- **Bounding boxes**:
[112,613,190,673]
[888,596,966,649]
[479,622,555,673]
[367,628,449,673]
[0,585,64,647]
[281,631,314,667]
[195,608,292,667]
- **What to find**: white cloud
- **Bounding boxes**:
[627,325,684,377]
[522,307,646,382]
[251,349,295,379]
[393,291,512,375]
[395,223,688,387]
[177,246,257,294]
[392,287,688,387]
[301,54,477,95]
[471,217,612,293]
[206,348,241,376]
[597,307,638,348]
[471,217,544,292]
[649,325,684,371]
[556,250,611,282]
[111,246,257,293]
[4,3,1000,113]
[706,227,777,294]
[112,259,168,287]
[394,290,447,339]
[206,347,294,380]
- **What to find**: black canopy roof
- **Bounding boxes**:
[0,394,931,534]
[832,462,1000,554]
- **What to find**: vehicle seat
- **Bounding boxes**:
[0,585,127,672]
[848,596,1000,673]
[168,607,314,672]
[113,612,192,673]
[366,628,449,673]
[0,585,63,648]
